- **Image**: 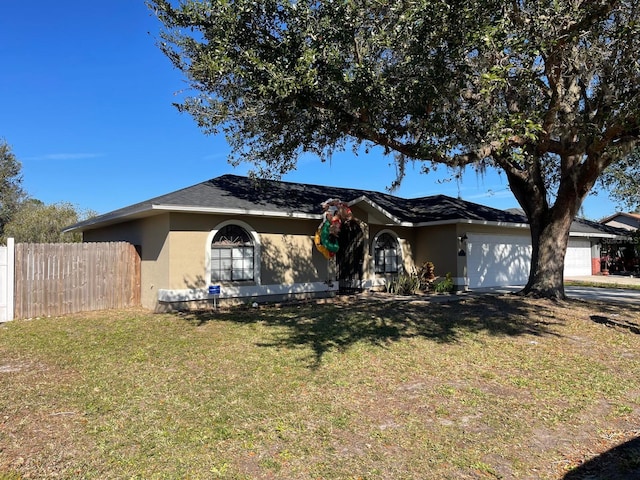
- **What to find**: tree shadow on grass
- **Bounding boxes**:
[184,294,563,368]
[590,314,640,335]
[563,435,640,480]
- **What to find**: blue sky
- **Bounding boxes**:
[0,1,621,220]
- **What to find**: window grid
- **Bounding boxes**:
[211,225,254,282]
[374,233,400,274]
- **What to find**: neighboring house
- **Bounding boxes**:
[599,212,640,273]
[66,175,626,311]
[601,212,640,232]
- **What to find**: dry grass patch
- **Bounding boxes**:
[1,296,639,479]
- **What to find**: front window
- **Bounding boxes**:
[374,233,400,274]
[211,224,254,282]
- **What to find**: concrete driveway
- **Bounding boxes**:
[476,275,640,305]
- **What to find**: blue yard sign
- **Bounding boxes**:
[208,285,221,309]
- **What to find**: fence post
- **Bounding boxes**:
[0,238,14,322]
[7,237,14,321]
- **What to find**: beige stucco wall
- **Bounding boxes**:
[84,212,336,309]
[165,213,333,300]
[244,216,333,285]
[81,205,534,307]
[357,221,532,286]
[414,224,459,278]
[166,230,209,290]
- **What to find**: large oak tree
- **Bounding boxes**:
[149,0,640,299]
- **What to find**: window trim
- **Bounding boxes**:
[206,220,261,285]
[372,230,402,275]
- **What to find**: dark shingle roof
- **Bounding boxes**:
[65,174,623,237]
[404,195,526,223]
[572,217,631,236]
[69,174,528,230]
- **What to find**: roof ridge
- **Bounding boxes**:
[217,173,398,200]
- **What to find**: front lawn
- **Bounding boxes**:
[1,295,639,479]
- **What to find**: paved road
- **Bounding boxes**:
[564,285,640,304]
[565,275,640,304]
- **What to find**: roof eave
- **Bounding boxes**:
[601,212,640,223]
[64,204,323,232]
[63,204,156,233]
[151,204,321,220]
[570,231,631,239]
[347,195,404,225]
[413,219,530,229]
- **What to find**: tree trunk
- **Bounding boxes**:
[502,159,584,301]
[522,206,573,300]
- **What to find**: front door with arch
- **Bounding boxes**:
[336,220,365,293]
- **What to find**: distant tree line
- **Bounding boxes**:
[0,139,95,244]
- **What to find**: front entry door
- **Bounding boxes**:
[336,220,365,293]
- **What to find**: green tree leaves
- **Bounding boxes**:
[149,0,640,297]
[2,199,92,244]
[600,151,640,212]
[149,0,502,178]
[0,140,26,239]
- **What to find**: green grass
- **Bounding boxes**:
[565,278,640,290]
[1,295,640,479]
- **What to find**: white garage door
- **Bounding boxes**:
[467,234,531,288]
[466,234,593,288]
[564,238,593,277]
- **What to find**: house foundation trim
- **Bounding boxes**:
[158,281,339,303]
[453,277,469,290]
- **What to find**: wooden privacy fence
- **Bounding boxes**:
[14,242,141,319]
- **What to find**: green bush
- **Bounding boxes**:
[434,272,455,293]
[386,273,421,295]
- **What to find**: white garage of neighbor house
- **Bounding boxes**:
[66,175,627,309]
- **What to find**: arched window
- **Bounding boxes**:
[374,232,400,274]
[211,224,254,282]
